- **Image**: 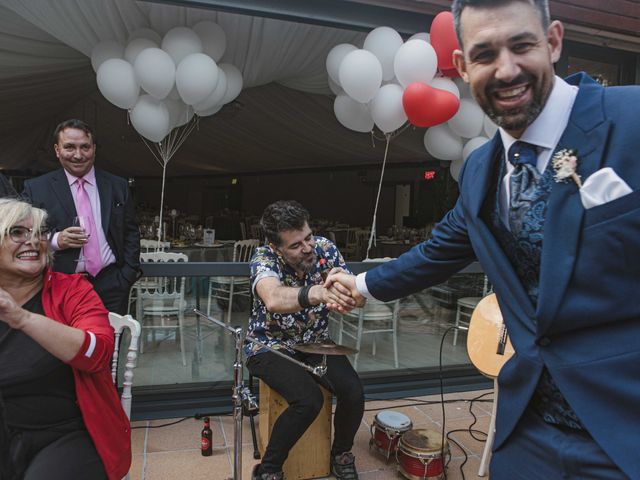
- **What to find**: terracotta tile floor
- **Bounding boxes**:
[130,389,493,480]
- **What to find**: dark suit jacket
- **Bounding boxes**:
[0,173,17,198]
[22,168,140,288]
[365,73,640,477]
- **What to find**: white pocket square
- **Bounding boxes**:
[579,167,632,209]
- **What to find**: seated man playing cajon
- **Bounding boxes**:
[247,200,364,480]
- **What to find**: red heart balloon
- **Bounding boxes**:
[402,82,460,128]
[430,11,461,78]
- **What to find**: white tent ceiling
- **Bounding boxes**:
[0,0,432,177]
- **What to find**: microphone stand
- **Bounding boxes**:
[193,310,327,480]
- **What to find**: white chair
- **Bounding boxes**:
[339,298,400,369]
[206,239,259,323]
[108,312,141,420]
[127,239,171,314]
[453,275,490,345]
[108,312,140,480]
[137,252,189,366]
[139,238,170,252]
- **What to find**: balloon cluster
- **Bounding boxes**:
[91,23,243,143]
[326,12,497,181]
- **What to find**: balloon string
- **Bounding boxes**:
[139,116,200,245]
[140,136,165,168]
[365,133,391,260]
[157,161,167,244]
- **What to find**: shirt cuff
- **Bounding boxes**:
[51,232,61,251]
[356,272,376,300]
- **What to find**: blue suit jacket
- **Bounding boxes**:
[366,73,640,477]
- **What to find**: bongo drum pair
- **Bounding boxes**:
[370,410,448,480]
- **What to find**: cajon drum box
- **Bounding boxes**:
[258,380,331,479]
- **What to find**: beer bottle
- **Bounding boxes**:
[201,417,213,456]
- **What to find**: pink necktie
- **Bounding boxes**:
[76,178,102,276]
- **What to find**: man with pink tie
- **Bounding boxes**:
[23,119,140,314]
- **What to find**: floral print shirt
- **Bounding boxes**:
[245,236,350,357]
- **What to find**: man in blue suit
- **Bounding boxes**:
[328,0,639,478]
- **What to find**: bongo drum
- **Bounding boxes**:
[369,410,413,460]
[396,429,448,480]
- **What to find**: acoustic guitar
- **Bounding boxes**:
[466,293,515,378]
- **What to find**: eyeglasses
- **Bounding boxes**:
[8,226,51,244]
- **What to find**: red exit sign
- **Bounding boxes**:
[423,170,436,181]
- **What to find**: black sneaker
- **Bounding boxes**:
[330,451,359,480]
[251,464,284,480]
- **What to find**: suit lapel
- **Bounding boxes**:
[95,169,112,236]
[51,169,77,219]
[537,74,611,329]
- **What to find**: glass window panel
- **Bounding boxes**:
[122,271,486,388]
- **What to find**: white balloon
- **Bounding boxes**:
[423,124,463,161]
[393,39,437,88]
[484,115,499,138]
[454,77,472,99]
[192,21,226,62]
[134,48,175,100]
[371,84,407,133]
[334,93,374,133]
[430,77,460,99]
[328,77,342,96]
[165,99,193,129]
[128,28,162,45]
[91,40,124,72]
[130,95,171,142]
[339,49,382,104]
[450,158,465,181]
[96,58,139,109]
[409,32,430,43]
[176,53,218,105]
[463,136,490,161]
[195,103,223,117]
[363,26,403,82]
[124,38,158,64]
[326,43,357,86]
[193,69,227,111]
[448,98,485,138]
[219,63,243,104]
[161,26,203,65]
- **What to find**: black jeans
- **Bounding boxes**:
[247,351,364,473]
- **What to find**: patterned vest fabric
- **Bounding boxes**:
[482,150,584,430]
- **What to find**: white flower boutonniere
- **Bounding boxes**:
[552,149,582,188]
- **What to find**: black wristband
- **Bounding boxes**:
[298,285,313,309]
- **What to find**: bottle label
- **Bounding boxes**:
[201,437,210,450]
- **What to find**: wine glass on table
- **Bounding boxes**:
[72,216,92,262]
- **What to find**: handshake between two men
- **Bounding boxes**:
[320,269,365,314]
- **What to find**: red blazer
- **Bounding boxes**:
[42,269,131,480]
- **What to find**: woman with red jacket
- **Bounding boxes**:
[0,198,130,480]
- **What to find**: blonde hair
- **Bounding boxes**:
[0,198,53,265]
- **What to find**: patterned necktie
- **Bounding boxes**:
[75,178,102,276]
[507,141,540,235]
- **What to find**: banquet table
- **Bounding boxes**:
[169,241,235,262]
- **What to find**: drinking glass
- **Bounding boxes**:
[72,216,92,262]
